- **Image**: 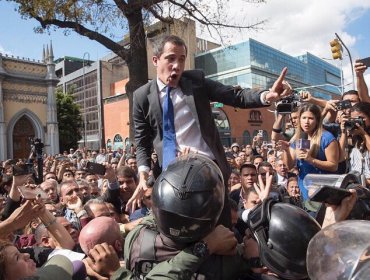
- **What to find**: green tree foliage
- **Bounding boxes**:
[56,87,83,152]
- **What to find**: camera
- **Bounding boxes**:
[276,90,301,114]
[344,117,365,130]
[335,100,352,111]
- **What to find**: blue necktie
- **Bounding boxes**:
[162,86,177,169]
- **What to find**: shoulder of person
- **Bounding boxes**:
[133,80,154,96]
[182,69,205,84]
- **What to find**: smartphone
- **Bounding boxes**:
[296,139,310,150]
[12,165,32,176]
[309,185,351,205]
[359,57,370,67]
[18,185,48,200]
[86,162,106,175]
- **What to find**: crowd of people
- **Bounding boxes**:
[0,34,369,279]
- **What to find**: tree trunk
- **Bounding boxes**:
[125,8,149,143]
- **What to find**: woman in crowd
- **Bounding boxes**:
[281,103,339,201]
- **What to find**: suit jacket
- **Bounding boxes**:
[133,70,268,180]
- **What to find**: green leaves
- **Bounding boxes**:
[56,88,83,151]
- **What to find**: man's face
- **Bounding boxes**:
[75,170,86,180]
[62,171,74,182]
[56,217,79,244]
[351,110,370,128]
[343,94,360,106]
[60,182,81,205]
[243,191,261,210]
[85,175,98,185]
[153,41,186,88]
[253,157,263,169]
[241,167,257,190]
[126,158,138,173]
[117,175,137,203]
[78,183,91,199]
[40,181,57,202]
[258,166,274,184]
[275,160,287,177]
[290,111,299,128]
[44,173,57,180]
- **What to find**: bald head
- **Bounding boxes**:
[79,216,122,255]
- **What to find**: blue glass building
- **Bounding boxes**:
[194,39,342,146]
[195,38,342,99]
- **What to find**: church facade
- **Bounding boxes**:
[0,43,59,160]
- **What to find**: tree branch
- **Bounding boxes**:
[34,16,129,60]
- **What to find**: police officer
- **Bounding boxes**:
[123,154,253,280]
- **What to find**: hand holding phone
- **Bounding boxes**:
[86,162,106,175]
[18,185,48,200]
[309,185,351,205]
[358,57,370,68]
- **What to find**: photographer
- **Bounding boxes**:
[342,102,370,186]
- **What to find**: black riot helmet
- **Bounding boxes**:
[152,154,224,243]
[247,198,321,279]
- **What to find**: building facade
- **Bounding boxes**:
[0,43,59,160]
[195,39,342,146]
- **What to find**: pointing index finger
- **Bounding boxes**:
[276,67,288,84]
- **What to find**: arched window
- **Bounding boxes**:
[113,134,124,150]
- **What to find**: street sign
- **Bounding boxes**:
[214,102,224,108]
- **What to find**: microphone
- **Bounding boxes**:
[72,260,87,280]
[297,131,310,150]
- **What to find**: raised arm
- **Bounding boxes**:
[355,60,369,102]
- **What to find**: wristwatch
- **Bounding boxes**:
[192,241,210,258]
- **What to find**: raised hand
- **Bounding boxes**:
[265,67,293,103]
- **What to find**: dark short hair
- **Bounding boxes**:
[258,161,273,170]
[116,166,137,182]
[351,102,370,120]
[342,90,359,100]
[240,163,256,174]
[152,35,187,57]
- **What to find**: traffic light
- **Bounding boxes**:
[330,39,342,60]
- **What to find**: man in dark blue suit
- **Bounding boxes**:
[127,35,292,224]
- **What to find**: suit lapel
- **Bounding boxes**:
[148,80,163,129]
[180,78,200,128]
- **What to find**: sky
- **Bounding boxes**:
[1,0,370,88]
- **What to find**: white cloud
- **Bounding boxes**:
[197,0,370,90]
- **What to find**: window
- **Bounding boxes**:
[250,110,262,121]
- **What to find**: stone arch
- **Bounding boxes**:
[7,109,44,159]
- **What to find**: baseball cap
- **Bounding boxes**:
[36,255,73,280]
